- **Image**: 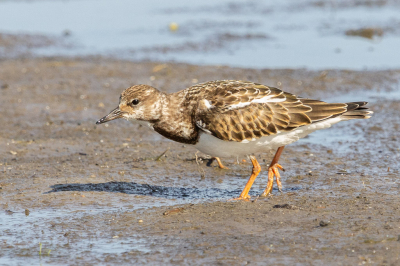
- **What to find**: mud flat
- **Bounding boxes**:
[1,57,400,265]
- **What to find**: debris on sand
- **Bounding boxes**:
[273,204,301,210]
[345,27,384,39]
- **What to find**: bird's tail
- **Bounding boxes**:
[342,102,373,120]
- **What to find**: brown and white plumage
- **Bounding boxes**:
[193,80,371,144]
[96,80,373,200]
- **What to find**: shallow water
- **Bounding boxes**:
[328,82,400,103]
[1,0,400,69]
[0,209,151,265]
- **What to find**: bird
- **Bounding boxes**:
[96,80,373,200]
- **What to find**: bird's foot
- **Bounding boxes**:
[261,163,285,197]
[218,164,230,170]
[229,195,251,202]
[215,157,229,169]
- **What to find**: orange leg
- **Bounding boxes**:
[215,157,229,169]
[230,155,261,201]
[261,146,285,197]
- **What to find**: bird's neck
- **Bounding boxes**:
[152,91,199,144]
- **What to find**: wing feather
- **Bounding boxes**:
[192,80,368,142]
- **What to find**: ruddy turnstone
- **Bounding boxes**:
[96,80,373,200]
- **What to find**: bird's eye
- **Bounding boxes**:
[131,99,139,105]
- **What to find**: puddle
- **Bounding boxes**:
[0,173,298,263]
[47,181,239,199]
[1,0,400,69]
[0,208,150,264]
[45,181,300,201]
[327,84,400,103]
[0,183,301,264]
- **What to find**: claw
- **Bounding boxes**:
[276,164,285,171]
[261,163,284,196]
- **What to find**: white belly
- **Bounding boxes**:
[193,117,343,158]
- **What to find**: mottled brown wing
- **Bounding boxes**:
[194,81,348,142]
[298,98,347,122]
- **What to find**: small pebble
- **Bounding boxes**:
[138,219,143,223]
[319,220,330,227]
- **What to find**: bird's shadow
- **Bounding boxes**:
[46,181,239,199]
[46,181,301,199]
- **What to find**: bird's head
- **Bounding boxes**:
[96,85,164,125]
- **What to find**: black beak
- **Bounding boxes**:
[96,107,124,124]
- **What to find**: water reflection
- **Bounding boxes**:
[0,0,399,69]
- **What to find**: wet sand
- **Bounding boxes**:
[1,57,400,265]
